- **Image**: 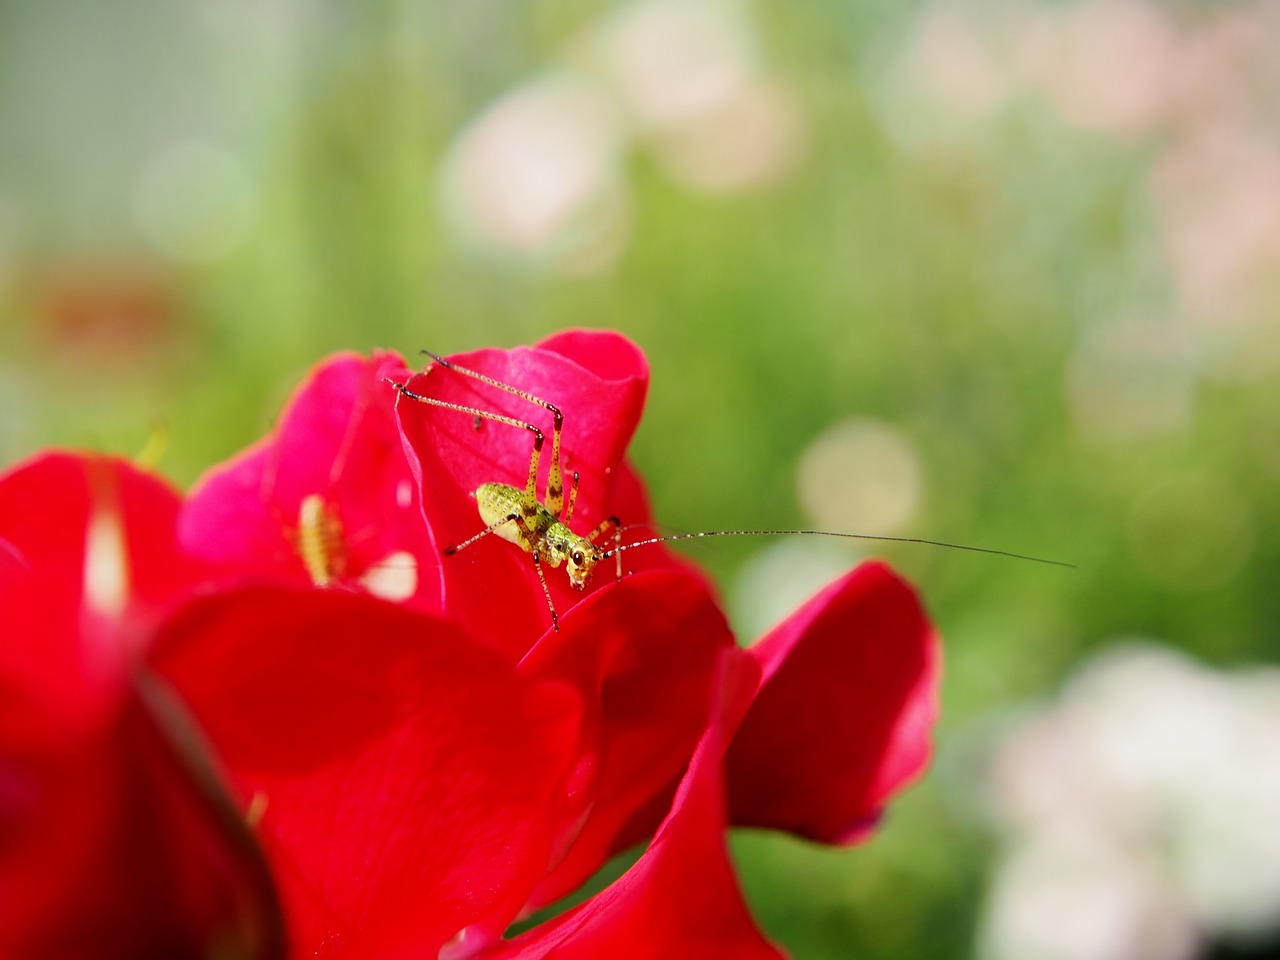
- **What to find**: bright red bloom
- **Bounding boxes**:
[386,331,941,908]
[151,586,584,957]
[1,330,942,959]
[391,330,693,656]
[0,452,280,958]
[489,649,781,960]
[725,562,941,844]
[178,351,441,613]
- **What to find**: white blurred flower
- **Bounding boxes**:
[869,0,1029,153]
[875,0,1280,156]
[596,0,758,130]
[1174,671,1280,935]
[873,0,1017,149]
[437,72,629,269]
[980,830,1199,960]
[438,0,805,267]
[1012,0,1180,138]
[1169,2,1280,134]
[1150,123,1280,329]
[647,77,804,193]
[982,644,1280,958]
[730,536,861,638]
[595,0,805,191]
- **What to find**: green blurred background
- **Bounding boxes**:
[2,1,1278,957]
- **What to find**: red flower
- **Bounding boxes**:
[1,330,941,958]
[178,351,440,612]
[487,649,780,960]
[151,586,585,957]
[389,330,939,949]
[0,452,280,958]
[390,330,692,655]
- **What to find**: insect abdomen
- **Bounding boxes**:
[475,481,564,555]
[476,482,522,530]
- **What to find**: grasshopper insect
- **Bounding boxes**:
[386,351,621,631]
[386,351,1072,632]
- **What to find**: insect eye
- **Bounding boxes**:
[571,550,584,565]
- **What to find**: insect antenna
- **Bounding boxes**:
[601,529,1075,568]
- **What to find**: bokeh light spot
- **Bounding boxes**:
[438,72,628,269]
[796,418,923,537]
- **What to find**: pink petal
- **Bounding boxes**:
[0,693,283,958]
[486,649,784,960]
[180,351,442,612]
[152,587,584,957]
[0,452,198,727]
[724,562,941,844]
[517,568,736,909]
[0,452,279,957]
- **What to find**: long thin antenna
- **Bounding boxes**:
[601,529,1075,568]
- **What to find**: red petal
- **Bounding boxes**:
[517,569,736,909]
[392,331,649,652]
[0,452,197,727]
[0,453,279,957]
[152,587,584,957]
[724,562,941,844]
[487,650,784,960]
[180,351,442,611]
[536,329,650,385]
[1,694,283,959]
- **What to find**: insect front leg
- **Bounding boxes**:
[588,514,623,581]
[529,551,559,633]
[542,408,566,521]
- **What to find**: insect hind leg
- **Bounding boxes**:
[387,376,547,524]
[418,350,569,521]
[441,511,518,556]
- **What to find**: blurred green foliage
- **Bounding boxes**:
[2,1,1277,957]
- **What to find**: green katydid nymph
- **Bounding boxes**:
[385,351,1072,632]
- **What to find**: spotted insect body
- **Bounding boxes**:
[475,481,603,590]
